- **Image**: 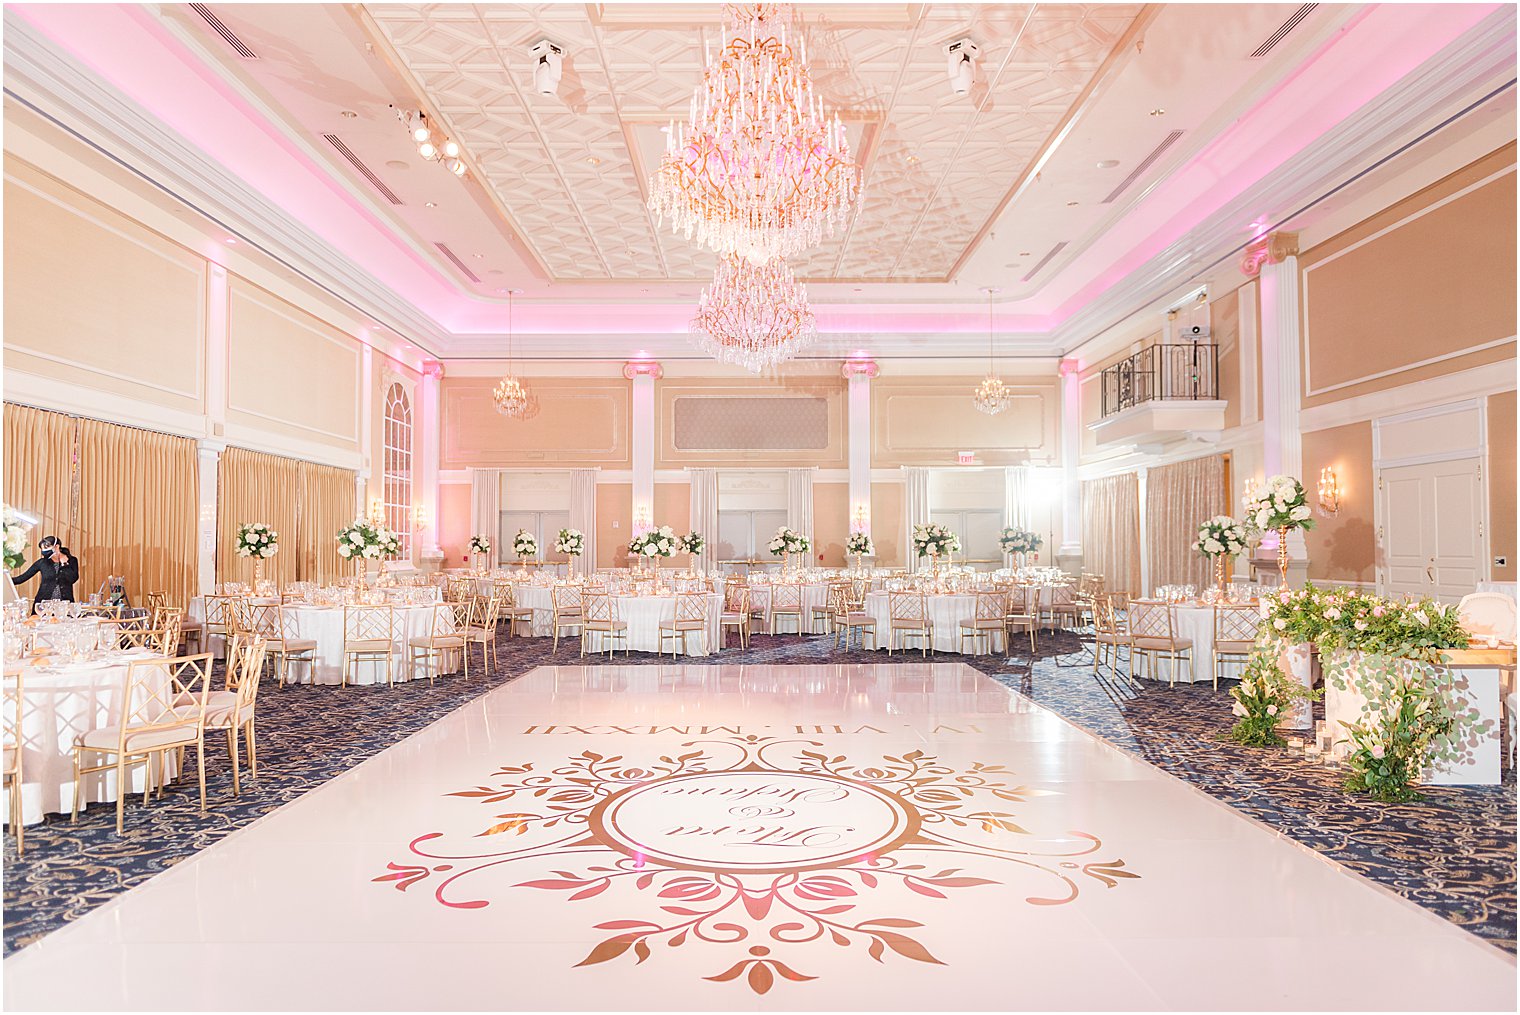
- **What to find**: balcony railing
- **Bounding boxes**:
[1099,342,1220,419]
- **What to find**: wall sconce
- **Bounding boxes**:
[1318,467,1341,516]
[413,504,430,530]
[368,497,385,524]
[632,504,651,534]
[1242,476,1261,505]
[851,503,869,533]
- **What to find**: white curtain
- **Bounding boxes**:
[1004,466,1030,531]
[688,468,720,572]
[569,469,597,577]
[787,468,814,557]
[903,466,931,573]
[470,469,503,568]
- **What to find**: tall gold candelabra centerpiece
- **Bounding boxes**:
[1214,554,1226,591]
[1276,526,1290,590]
[1241,477,1315,592]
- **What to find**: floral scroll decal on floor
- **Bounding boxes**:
[374,735,1139,994]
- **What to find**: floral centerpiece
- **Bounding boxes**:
[846,531,874,570]
[911,524,960,577]
[336,518,402,572]
[1243,475,1315,588]
[555,528,585,557]
[1227,650,1319,748]
[4,506,32,570]
[767,526,810,571]
[998,526,1041,566]
[468,534,491,562]
[629,525,677,571]
[1192,515,1249,589]
[511,529,539,568]
[236,521,279,586]
[676,531,705,572]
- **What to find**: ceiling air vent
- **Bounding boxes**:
[1101,130,1184,205]
[1020,242,1068,283]
[321,134,403,206]
[1249,4,1318,59]
[434,243,482,284]
[189,4,257,59]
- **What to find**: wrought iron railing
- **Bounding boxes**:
[1099,342,1220,418]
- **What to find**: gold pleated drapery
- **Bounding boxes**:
[297,460,356,584]
[3,402,77,546]
[1144,454,1228,589]
[1081,473,1142,597]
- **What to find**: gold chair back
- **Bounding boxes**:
[1128,601,1173,640]
[343,605,395,643]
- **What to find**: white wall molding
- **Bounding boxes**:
[1299,360,1516,433]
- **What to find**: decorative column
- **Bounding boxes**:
[195,439,224,595]
[415,359,445,571]
[1242,231,1308,585]
[841,358,878,542]
[624,360,662,533]
[1056,357,1083,574]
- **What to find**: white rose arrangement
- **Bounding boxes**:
[845,532,874,556]
[468,534,491,556]
[628,524,677,558]
[911,522,960,559]
[1192,515,1249,559]
[555,528,585,556]
[3,506,32,570]
[767,526,811,557]
[336,518,402,560]
[677,531,705,555]
[1243,475,1316,533]
[998,527,1042,555]
[235,521,279,559]
[512,529,539,559]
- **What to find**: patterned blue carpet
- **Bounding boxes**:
[4,629,1514,956]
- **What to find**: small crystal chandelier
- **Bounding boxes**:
[493,290,533,419]
[690,255,816,373]
[649,3,859,264]
[972,288,1011,416]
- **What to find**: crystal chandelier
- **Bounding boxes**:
[972,288,1011,416]
[493,290,533,419]
[649,3,859,264]
[690,255,816,373]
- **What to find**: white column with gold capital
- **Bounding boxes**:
[841,358,878,543]
[624,360,662,533]
[415,360,445,570]
[1056,358,1083,573]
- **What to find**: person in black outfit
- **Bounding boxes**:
[12,535,79,607]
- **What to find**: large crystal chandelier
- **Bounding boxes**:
[649,3,859,264]
[493,290,533,419]
[691,255,816,372]
[972,288,1012,416]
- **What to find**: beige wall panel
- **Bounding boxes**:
[1302,146,1517,408]
[4,159,204,412]
[1488,390,1516,582]
[657,377,846,468]
[438,482,471,568]
[874,377,1057,467]
[1301,421,1375,584]
[870,481,904,568]
[1213,288,1242,430]
[654,482,691,537]
[813,481,850,567]
[441,377,631,468]
[596,483,632,568]
[227,278,360,449]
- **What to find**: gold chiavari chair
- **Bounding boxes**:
[144,591,167,617]
[461,594,501,676]
[341,605,395,688]
[769,583,804,636]
[581,593,629,658]
[1004,585,1038,655]
[720,585,751,649]
[888,592,933,656]
[551,585,584,653]
[3,668,22,854]
[958,591,1007,655]
[202,594,240,663]
[828,584,876,650]
[72,654,213,833]
[491,581,534,638]
[1212,604,1263,689]
[193,634,266,797]
[1127,600,1193,687]
[151,604,185,649]
[745,583,772,635]
[658,593,709,657]
[1092,596,1133,684]
[1046,583,1081,632]
[78,603,124,621]
[811,582,843,634]
[116,625,180,657]
[446,576,477,603]
[270,605,319,687]
[407,602,466,684]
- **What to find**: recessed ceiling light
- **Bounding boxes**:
[1066,201,1079,206]
[224,237,237,245]
[340,110,357,119]
[424,201,437,208]
[905,154,920,164]
[586,156,602,166]
[1096,159,1120,169]
[472,253,485,259]
[385,159,409,170]
[1149,107,1166,116]
[640,288,649,294]
[487,269,504,276]
[1018,251,1031,256]
[853,287,863,292]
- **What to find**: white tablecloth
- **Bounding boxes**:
[1164,604,1216,685]
[4,650,172,825]
[282,603,452,684]
[516,587,722,655]
[862,592,997,655]
[745,583,831,634]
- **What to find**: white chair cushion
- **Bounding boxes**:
[81,716,200,753]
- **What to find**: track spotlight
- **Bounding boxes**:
[944,38,979,96]
[531,39,564,96]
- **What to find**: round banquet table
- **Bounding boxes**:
[744,583,831,634]
[514,586,723,656]
[862,592,996,655]
[280,602,454,684]
[1159,603,1216,685]
[3,649,174,825]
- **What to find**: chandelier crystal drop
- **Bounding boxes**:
[690,255,816,373]
[972,289,1011,416]
[493,291,533,419]
[649,2,860,264]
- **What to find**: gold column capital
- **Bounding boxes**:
[1241,231,1300,277]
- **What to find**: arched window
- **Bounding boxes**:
[382,382,413,558]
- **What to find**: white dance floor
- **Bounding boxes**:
[4,663,1513,1011]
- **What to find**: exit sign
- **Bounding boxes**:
[957,451,976,465]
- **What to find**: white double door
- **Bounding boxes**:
[1379,457,1485,603]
